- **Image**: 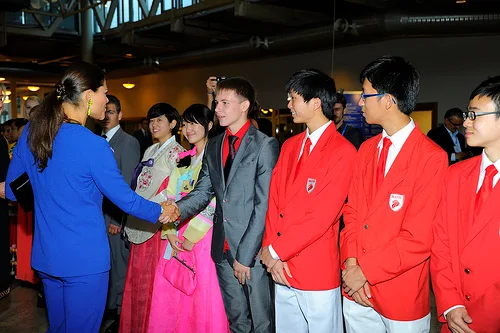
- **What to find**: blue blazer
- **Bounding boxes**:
[6,123,161,277]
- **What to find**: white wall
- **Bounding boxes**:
[107,35,500,120]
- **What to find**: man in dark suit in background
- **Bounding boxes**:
[100,95,141,333]
[133,117,153,159]
[427,107,470,164]
[333,93,364,150]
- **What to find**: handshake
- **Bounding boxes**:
[158,200,181,224]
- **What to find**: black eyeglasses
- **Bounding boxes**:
[463,111,500,120]
[446,118,463,127]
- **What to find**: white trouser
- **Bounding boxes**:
[275,284,343,333]
[343,297,430,333]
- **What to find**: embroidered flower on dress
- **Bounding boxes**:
[137,168,153,191]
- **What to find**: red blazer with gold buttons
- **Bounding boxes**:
[340,126,448,321]
[431,156,500,333]
[263,123,356,290]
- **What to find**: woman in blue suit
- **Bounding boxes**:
[3,62,171,333]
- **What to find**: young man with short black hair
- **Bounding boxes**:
[262,69,356,332]
[340,56,448,333]
[431,75,500,333]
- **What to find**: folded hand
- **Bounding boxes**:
[342,265,367,295]
[261,246,277,270]
[233,259,251,285]
[166,233,184,253]
[270,260,292,287]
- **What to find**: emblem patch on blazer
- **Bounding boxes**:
[389,194,404,212]
[306,178,316,193]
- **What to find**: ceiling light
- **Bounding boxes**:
[0,78,5,82]
[456,0,466,3]
[22,96,29,101]
[122,83,135,89]
[4,97,10,104]
[125,53,133,58]
[27,86,40,92]
[5,91,11,96]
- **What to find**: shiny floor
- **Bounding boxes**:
[0,280,441,333]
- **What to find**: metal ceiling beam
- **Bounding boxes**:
[101,0,234,36]
[104,0,119,29]
[170,17,245,39]
[235,1,332,26]
[121,30,178,49]
[342,0,394,8]
[37,55,77,65]
[4,0,78,37]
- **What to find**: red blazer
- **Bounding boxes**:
[263,123,356,290]
[431,156,500,333]
[340,126,448,321]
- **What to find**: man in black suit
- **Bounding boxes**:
[333,93,364,150]
[133,118,153,158]
[427,107,470,165]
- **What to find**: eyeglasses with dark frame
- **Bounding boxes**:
[445,118,463,128]
[360,93,386,101]
[463,111,500,120]
[360,92,397,104]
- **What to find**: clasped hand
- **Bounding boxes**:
[342,261,373,307]
[158,200,181,224]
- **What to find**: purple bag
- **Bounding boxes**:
[163,251,197,296]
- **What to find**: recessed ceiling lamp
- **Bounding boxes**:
[122,83,135,89]
[22,96,29,100]
[5,90,11,96]
[456,0,466,3]
[27,86,40,92]
[125,53,133,58]
[4,97,10,104]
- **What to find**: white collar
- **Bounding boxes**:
[378,118,415,150]
[102,124,120,142]
[480,150,500,174]
[305,121,332,148]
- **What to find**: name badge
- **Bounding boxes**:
[389,193,404,212]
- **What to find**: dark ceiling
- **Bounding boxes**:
[0,0,499,84]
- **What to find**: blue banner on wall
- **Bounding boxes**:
[343,91,383,139]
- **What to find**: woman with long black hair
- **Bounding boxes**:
[3,62,171,333]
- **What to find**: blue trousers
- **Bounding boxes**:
[39,271,109,333]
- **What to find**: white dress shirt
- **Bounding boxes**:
[378,119,415,176]
[102,124,120,142]
[269,121,332,260]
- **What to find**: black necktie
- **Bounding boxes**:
[101,134,107,139]
[224,135,238,181]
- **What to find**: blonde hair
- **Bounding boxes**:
[25,95,42,105]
